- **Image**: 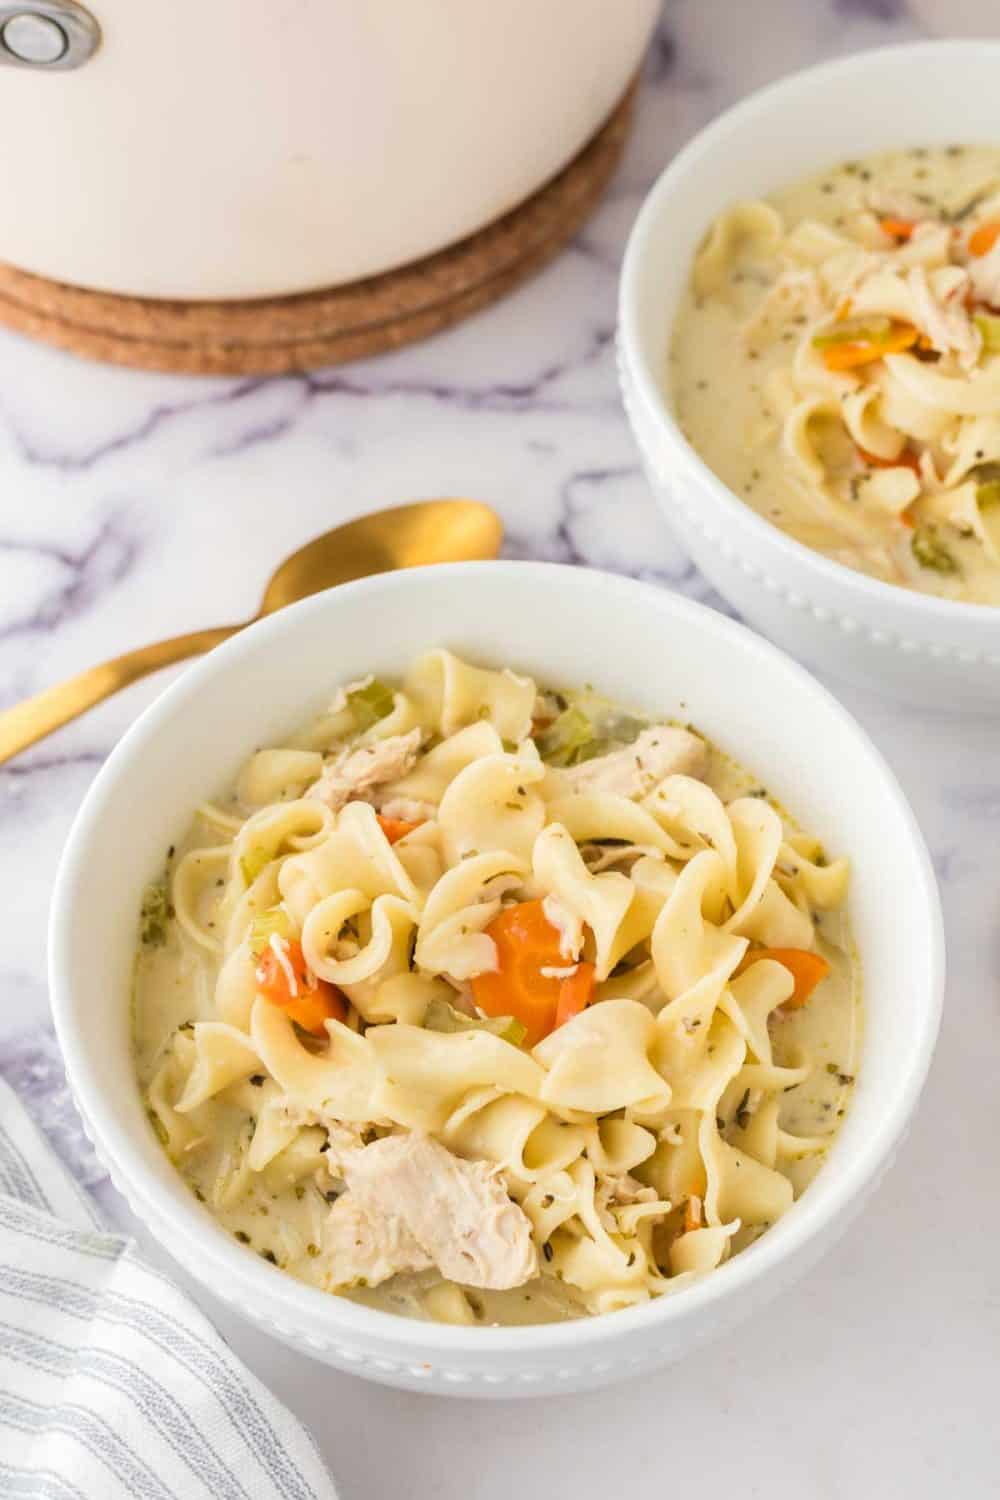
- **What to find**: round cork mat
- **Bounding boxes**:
[0,82,636,376]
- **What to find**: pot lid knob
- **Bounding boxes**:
[0,0,99,68]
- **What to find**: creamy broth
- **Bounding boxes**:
[672,144,1000,603]
[133,653,860,1326]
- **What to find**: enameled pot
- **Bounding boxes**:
[0,0,659,298]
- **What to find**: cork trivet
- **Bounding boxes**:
[0,82,636,376]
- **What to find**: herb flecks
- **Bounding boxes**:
[140,881,174,947]
[911,525,959,575]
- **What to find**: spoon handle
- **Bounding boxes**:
[0,623,239,766]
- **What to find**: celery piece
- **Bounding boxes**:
[239,847,271,887]
[249,906,293,958]
[977,478,1000,509]
[812,315,892,350]
[911,526,958,574]
[535,703,595,767]
[140,882,173,946]
[423,996,527,1047]
[975,313,1000,355]
[346,678,395,731]
[572,737,611,766]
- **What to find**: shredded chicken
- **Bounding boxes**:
[277,1109,370,1163]
[306,729,422,813]
[906,266,981,369]
[323,1133,538,1291]
[595,1173,660,1232]
[323,1196,433,1287]
[560,727,707,799]
[741,268,825,348]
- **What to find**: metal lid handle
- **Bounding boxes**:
[0,0,99,69]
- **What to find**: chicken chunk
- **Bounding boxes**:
[595,1173,660,1232]
[906,266,981,371]
[560,727,707,799]
[325,1133,538,1291]
[306,728,422,813]
[323,1196,433,1288]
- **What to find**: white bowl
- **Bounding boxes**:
[49,563,943,1396]
[619,40,1000,712]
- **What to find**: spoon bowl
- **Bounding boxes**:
[258,500,502,614]
[0,498,503,764]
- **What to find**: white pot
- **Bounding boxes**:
[0,0,659,299]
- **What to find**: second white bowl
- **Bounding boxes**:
[619,40,1000,711]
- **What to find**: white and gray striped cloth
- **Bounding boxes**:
[0,1076,338,1500]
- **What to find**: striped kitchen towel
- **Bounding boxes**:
[0,1075,337,1499]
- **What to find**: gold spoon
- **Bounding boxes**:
[0,498,502,766]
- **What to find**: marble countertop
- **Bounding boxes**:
[3,1,998,1496]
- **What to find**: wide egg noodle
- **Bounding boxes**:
[405,649,535,743]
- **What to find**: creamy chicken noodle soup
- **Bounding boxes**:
[672,145,1000,602]
[134,651,860,1325]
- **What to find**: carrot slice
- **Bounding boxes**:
[735,946,831,1010]
[683,1194,703,1234]
[376,814,423,844]
[255,938,346,1035]
[821,323,918,371]
[857,444,921,475]
[471,899,591,1047]
[880,216,916,241]
[282,986,347,1035]
[969,219,1000,258]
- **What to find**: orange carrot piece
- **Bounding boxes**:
[969,220,1000,258]
[283,986,347,1035]
[821,323,918,371]
[255,938,346,1034]
[376,814,423,845]
[735,946,831,1010]
[880,216,916,241]
[684,1194,703,1234]
[857,444,921,475]
[472,899,575,1046]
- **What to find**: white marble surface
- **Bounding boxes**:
[2,1,999,1495]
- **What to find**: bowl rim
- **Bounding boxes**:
[619,37,1000,628]
[49,561,945,1358]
